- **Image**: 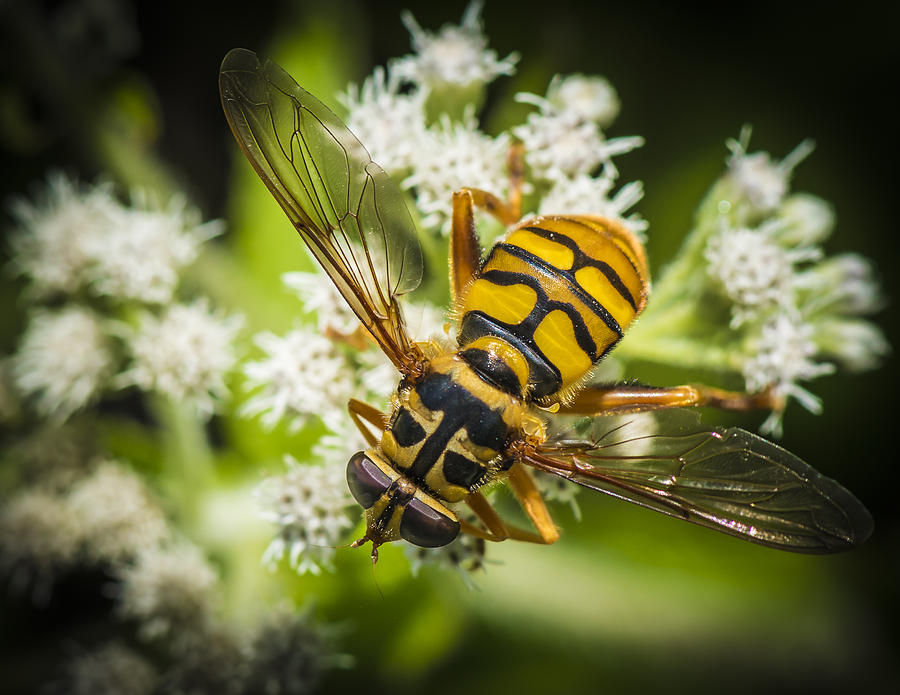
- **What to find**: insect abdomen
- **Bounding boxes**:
[457,215,649,399]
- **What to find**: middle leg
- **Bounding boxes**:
[460,464,559,545]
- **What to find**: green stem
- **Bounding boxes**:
[615,335,745,374]
[631,298,705,336]
[151,396,216,530]
[646,182,728,312]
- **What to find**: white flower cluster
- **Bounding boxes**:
[701,131,887,433]
[335,2,642,238]
[338,67,427,175]
[516,75,645,234]
[7,173,241,421]
[9,173,220,303]
[115,541,219,647]
[0,458,168,600]
[242,325,351,433]
[66,460,171,564]
[116,299,243,418]
[54,642,158,695]
[392,0,518,94]
[12,306,114,421]
[242,273,446,435]
[255,454,357,576]
[404,109,512,235]
[705,221,821,328]
[242,606,349,694]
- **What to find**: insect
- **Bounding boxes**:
[219,48,872,560]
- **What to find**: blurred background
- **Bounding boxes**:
[1,0,897,693]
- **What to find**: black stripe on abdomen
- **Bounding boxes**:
[518,225,638,311]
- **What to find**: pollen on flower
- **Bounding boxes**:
[338,67,427,174]
[8,172,117,296]
[255,455,356,576]
[393,0,518,91]
[241,325,352,432]
[13,306,114,422]
[118,299,242,418]
[403,110,510,235]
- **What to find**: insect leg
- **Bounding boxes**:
[457,188,521,227]
[459,491,539,542]
[347,398,389,447]
[450,189,483,303]
[449,144,526,303]
[557,383,784,416]
[460,468,560,545]
[505,463,560,544]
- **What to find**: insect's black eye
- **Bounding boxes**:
[346,452,391,509]
[399,499,460,548]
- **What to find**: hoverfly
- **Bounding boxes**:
[219,48,872,560]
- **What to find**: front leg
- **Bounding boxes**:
[348,398,389,447]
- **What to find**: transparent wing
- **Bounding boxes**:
[219,48,423,371]
[523,409,873,553]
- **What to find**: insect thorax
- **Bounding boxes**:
[456,215,649,400]
[346,352,537,548]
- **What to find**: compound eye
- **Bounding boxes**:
[346,452,391,509]
[399,499,460,548]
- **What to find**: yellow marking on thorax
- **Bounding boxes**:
[425,466,467,502]
[382,393,439,471]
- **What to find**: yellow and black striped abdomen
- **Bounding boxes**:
[457,215,649,400]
